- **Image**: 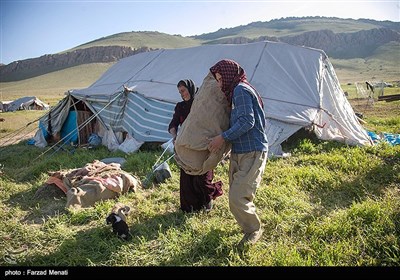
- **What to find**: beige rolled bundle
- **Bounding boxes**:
[174,72,231,175]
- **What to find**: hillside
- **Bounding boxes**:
[0,16,399,85]
[68,31,203,51]
[193,16,400,40]
[0,32,203,82]
[0,63,115,104]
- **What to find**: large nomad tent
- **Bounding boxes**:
[33,41,372,156]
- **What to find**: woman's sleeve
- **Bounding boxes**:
[168,103,181,131]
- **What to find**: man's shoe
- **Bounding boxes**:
[239,228,264,246]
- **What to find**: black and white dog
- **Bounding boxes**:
[106,212,130,240]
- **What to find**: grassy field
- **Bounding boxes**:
[0,49,399,268]
[0,93,399,268]
[0,102,398,268]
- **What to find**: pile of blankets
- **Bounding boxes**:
[44,160,140,209]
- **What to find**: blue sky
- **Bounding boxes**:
[1,0,399,65]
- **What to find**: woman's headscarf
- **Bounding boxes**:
[177,79,197,101]
[209,59,247,104]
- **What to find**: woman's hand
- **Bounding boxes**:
[169,128,177,144]
[207,135,225,153]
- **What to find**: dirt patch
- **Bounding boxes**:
[0,131,36,147]
[350,99,400,119]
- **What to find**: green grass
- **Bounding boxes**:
[0,43,399,266]
[0,99,399,267]
[350,100,400,134]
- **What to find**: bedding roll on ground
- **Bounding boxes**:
[174,72,231,175]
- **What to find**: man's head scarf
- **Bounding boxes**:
[209,59,247,104]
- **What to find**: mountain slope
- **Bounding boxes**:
[67,31,203,52]
[192,16,399,40]
[1,17,399,83]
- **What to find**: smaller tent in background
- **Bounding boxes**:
[3,96,50,112]
[0,101,12,112]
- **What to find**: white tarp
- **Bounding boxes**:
[35,41,372,155]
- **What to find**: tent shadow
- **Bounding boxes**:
[17,211,191,266]
[103,210,238,266]
[18,227,120,266]
[5,185,68,224]
[156,227,234,266]
[128,210,188,241]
